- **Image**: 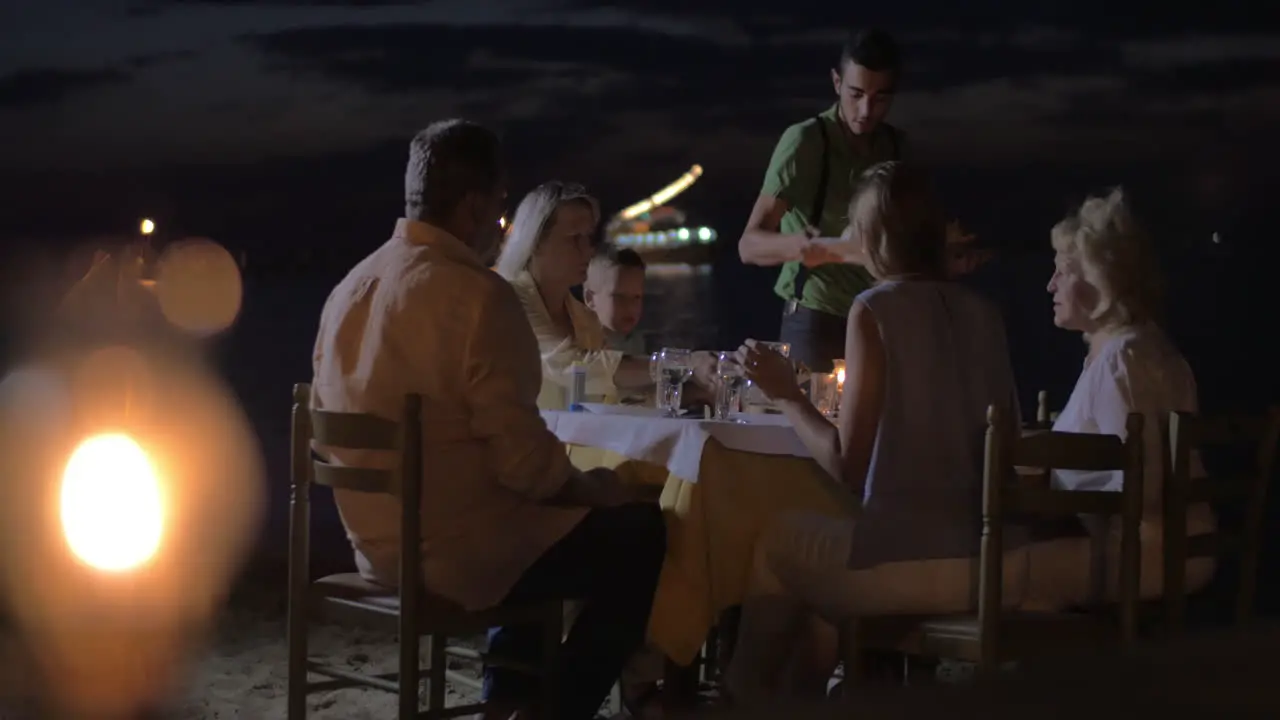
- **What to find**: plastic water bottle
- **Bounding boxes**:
[568,362,587,412]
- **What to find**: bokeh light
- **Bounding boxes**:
[154,238,243,336]
[0,341,265,717]
[60,433,164,572]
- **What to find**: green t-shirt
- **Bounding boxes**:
[764,104,904,317]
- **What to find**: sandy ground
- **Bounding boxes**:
[167,576,629,720]
[173,604,489,719]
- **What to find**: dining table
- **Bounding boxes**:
[541,403,858,666]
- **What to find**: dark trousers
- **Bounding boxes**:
[778,304,848,374]
[483,502,667,720]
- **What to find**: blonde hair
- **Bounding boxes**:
[1050,187,1161,327]
[494,181,600,280]
[847,161,946,279]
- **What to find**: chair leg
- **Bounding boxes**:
[400,629,420,720]
[286,606,308,719]
[429,634,447,714]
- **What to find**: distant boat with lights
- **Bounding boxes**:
[605,164,717,265]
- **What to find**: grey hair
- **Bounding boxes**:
[404,119,501,223]
[493,181,600,280]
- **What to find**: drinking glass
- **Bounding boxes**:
[714,351,747,422]
[656,347,693,417]
[810,372,839,417]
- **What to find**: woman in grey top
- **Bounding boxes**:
[726,162,1027,699]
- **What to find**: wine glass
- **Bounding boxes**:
[714,350,746,422]
[657,347,692,417]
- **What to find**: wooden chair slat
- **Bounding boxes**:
[310,408,399,450]
[1011,431,1125,471]
[312,463,393,493]
[1003,487,1123,516]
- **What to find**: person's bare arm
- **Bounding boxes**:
[772,300,885,499]
[737,194,810,266]
[740,122,850,268]
[835,300,886,497]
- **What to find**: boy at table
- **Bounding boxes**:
[584,246,648,357]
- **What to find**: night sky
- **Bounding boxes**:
[2,0,1277,255]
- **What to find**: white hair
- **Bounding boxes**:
[494,181,599,280]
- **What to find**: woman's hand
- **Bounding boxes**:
[736,340,803,402]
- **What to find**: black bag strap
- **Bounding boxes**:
[792,116,830,303]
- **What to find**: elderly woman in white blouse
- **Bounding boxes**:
[494,182,661,410]
[1024,187,1215,608]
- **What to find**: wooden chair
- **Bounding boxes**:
[844,405,1145,677]
[1164,407,1280,635]
[287,383,562,719]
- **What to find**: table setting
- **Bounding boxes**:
[541,343,860,665]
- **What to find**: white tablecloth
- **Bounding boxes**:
[540,404,811,482]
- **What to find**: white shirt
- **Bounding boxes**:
[1052,323,1213,533]
[508,270,623,410]
[311,219,586,611]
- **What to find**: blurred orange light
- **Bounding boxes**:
[60,433,164,572]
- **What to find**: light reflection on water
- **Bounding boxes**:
[634,264,717,351]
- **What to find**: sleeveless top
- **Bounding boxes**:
[846,280,1029,569]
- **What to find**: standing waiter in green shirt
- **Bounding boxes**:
[738,28,980,372]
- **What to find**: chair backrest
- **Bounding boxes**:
[289,383,424,600]
[978,404,1145,664]
[1164,408,1280,632]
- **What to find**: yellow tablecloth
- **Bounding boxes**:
[566,440,854,666]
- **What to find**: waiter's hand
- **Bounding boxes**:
[800,242,848,268]
[799,225,863,267]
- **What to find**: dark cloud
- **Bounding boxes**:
[564,0,1268,40]
[0,67,130,109]
[125,49,199,69]
[237,19,1280,155]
